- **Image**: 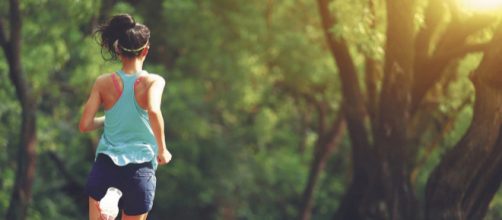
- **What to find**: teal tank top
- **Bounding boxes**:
[96,70,158,169]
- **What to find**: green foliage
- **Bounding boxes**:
[3,0,502,219]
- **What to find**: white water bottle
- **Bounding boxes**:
[99,187,122,220]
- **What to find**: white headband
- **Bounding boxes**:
[114,40,149,53]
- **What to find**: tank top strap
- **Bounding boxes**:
[116,70,140,96]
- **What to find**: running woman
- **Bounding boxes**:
[79,14,172,220]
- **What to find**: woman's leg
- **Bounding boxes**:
[89,197,101,220]
[120,163,156,220]
[86,154,118,220]
[122,211,148,220]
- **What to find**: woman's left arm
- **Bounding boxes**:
[79,79,104,132]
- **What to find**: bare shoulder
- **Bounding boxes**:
[93,73,115,89]
[95,73,115,83]
[144,73,166,86]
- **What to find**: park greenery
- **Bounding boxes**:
[3,0,502,219]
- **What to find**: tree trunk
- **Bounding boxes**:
[299,114,345,220]
[426,23,502,220]
[1,1,38,219]
[6,102,36,220]
[372,0,419,219]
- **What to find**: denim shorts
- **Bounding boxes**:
[85,153,156,215]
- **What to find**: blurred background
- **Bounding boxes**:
[2,0,502,219]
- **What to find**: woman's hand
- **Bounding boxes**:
[157,149,172,165]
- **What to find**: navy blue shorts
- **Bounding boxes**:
[85,154,156,216]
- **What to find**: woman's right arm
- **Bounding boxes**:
[147,75,172,165]
[79,79,104,132]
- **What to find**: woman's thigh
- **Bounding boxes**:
[120,165,156,216]
[85,154,120,201]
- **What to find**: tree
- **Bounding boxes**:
[425,22,502,220]
[315,0,498,219]
[1,0,37,219]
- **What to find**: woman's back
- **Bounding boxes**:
[94,70,165,169]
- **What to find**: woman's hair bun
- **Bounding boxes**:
[108,14,136,33]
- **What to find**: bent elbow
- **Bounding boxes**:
[147,109,163,116]
[79,122,89,133]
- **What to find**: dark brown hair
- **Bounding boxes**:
[95,14,150,60]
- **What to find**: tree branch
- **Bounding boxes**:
[317,1,380,218]
[47,151,83,190]
[316,0,370,152]
[0,19,7,49]
[8,0,20,49]
[431,42,489,66]
[412,13,494,112]
[299,110,345,220]
[435,16,493,57]
[363,0,381,137]
[5,0,26,104]
[414,0,447,63]
[411,95,472,185]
